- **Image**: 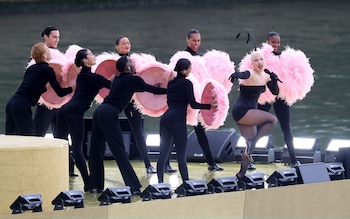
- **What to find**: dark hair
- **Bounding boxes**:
[174,58,191,72]
[115,35,126,45]
[75,48,88,67]
[187,29,200,39]
[266,31,280,41]
[41,26,58,37]
[116,55,129,72]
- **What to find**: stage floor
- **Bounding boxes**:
[70,160,290,207]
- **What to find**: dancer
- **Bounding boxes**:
[230,50,279,180]
[88,56,167,194]
[55,48,112,191]
[115,36,157,174]
[33,26,62,137]
[5,42,72,136]
[157,58,217,183]
[167,29,224,171]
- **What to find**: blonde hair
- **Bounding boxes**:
[31,42,49,63]
[250,50,263,62]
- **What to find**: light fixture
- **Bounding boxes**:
[175,179,208,197]
[10,193,42,214]
[235,135,275,163]
[282,137,321,165]
[207,176,238,193]
[146,134,176,161]
[146,134,160,146]
[266,168,298,187]
[325,162,345,180]
[237,172,265,190]
[324,139,350,162]
[140,183,172,201]
[52,190,84,210]
[98,187,131,205]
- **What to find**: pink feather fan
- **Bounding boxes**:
[203,49,235,93]
[199,79,229,129]
[132,58,172,117]
[278,46,314,106]
[91,52,120,103]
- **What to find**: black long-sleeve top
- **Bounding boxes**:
[185,47,201,56]
[15,62,72,106]
[104,72,167,111]
[64,66,111,112]
[167,73,210,111]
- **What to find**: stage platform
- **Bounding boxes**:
[0,160,349,218]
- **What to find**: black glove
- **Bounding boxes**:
[264,69,283,83]
[229,72,239,83]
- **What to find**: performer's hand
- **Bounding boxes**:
[210,100,218,109]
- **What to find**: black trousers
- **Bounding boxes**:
[33,104,58,137]
[89,103,142,192]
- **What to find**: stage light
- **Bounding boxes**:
[282,137,321,164]
[324,139,350,162]
[146,134,160,146]
[98,187,131,205]
[207,176,238,193]
[175,179,208,197]
[140,183,172,201]
[52,190,84,210]
[266,168,298,187]
[10,193,42,214]
[325,162,345,180]
[237,172,265,190]
[235,136,275,163]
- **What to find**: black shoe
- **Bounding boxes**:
[132,190,141,196]
[291,161,301,168]
[165,165,177,173]
[146,165,157,174]
[69,173,79,177]
[247,162,256,170]
[208,163,224,171]
[89,188,104,193]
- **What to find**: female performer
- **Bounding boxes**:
[5,42,72,136]
[88,56,167,194]
[55,48,112,191]
[115,36,157,174]
[230,51,279,179]
[157,58,217,183]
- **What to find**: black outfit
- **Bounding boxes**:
[258,51,297,165]
[88,71,167,193]
[119,53,153,170]
[5,62,72,136]
[55,66,111,191]
[157,73,210,183]
[33,105,58,137]
[232,71,279,177]
[168,47,219,168]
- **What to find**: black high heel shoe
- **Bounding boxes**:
[244,140,254,163]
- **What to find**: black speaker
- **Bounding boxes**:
[207,176,238,193]
[186,129,238,163]
[86,131,131,159]
[295,162,330,184]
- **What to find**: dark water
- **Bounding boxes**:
[0,2,349,150]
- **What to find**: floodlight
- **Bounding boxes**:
[175,179,208,197]
[140,183,172,201]
[282,137,321,164]
[10,193,42,214]
[52,190,84,210]
[98,187,131,205]
[235,136,275,163]
[207,176,238,193]
[325,162,345,180]
[266,168,298,187]
[237,172,265,190]
[146,134,160,146]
